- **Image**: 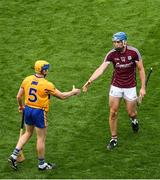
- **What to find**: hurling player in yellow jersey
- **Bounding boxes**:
[8,60,80,170]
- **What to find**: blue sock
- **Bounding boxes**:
[11,148,20,159]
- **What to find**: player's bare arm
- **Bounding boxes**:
[17,87,25,112]
[53,85,81,100]
[82,61,110,92]
[136,60,146,98]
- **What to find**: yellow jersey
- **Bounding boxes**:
[21,75,56,112]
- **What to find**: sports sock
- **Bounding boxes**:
[111,135,117,141]
[38,158,45,166]
[130,116,138,124]
[11,148,20,160]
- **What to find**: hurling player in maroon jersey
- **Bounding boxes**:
[83,32,146,150]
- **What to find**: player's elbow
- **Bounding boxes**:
[55,93,66,100]
[59,95,66,100]
[54,90,68,100]
[16,95,21,100]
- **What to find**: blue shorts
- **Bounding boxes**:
[24,106,48,128]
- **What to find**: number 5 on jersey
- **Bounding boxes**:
[28,88,37,102]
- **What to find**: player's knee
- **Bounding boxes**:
[37,137,45,144]
[110,110,118,119]
[25,131,33,138]
[128,111,137,118]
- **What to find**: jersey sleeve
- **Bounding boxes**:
[104,50,114,63]
[45,82,57,95]
[133,48,142,61]
[20,78,27,89]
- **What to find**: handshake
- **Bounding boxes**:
[71,80,92,96]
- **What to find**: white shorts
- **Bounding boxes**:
[109,85,137,101]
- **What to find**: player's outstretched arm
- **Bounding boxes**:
[82,80,92,93]
[82,61,109,92]
[54,85,81,100]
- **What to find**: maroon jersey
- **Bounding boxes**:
[104,45,142,88]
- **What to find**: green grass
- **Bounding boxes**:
[1,0,160,178]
